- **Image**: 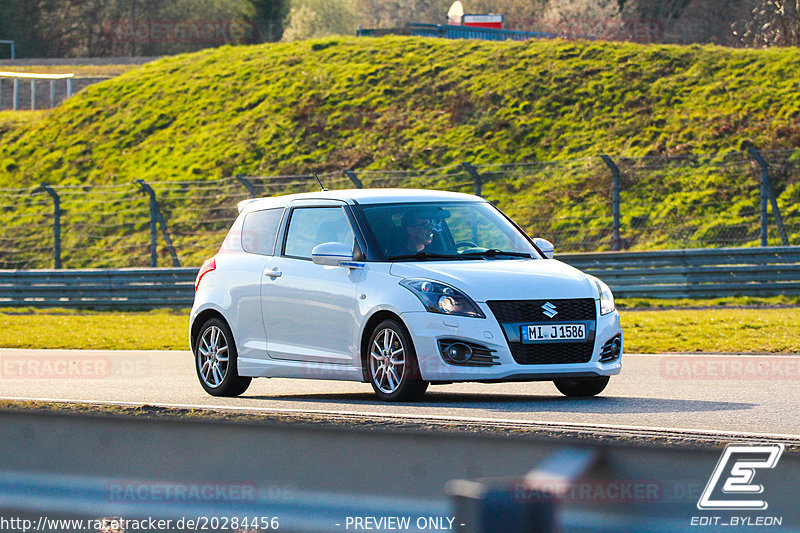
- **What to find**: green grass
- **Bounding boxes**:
[0,309,188,350]
[1,37,800,268]
[1,305,798,353]
[616,295,800,309]
[622,308,800,353]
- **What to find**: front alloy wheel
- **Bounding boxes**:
[368,320,428,402]
[195,318,251,397]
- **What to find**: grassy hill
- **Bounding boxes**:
[1,37,799,268]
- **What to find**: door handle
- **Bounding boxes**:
[265,269,282,278]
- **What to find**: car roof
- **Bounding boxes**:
[238,188,486,214]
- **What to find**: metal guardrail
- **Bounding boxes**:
[563,246,800,299]
[0,267,197,307]
[0,247,798,308]
[0,408,798,532]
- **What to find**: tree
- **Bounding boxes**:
[282,0,359,41]
[358,0,451,28]
[469,0,548,31]
[251,0,290,41]
[733,0,800,46]
[539,0,626,40]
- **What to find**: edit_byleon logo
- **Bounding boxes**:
[697,444,784,511]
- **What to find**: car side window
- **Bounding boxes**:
[241,208,283,255]
[284,206,356,260]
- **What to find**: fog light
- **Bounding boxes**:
[611,338,622,357]
[446,343,473,363]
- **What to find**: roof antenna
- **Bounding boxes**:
[313,172,328,191]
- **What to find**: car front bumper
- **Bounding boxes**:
[401,301,623,383]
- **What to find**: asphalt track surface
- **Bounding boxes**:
[1,349,798,438]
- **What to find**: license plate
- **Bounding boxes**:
[521,323,586,342]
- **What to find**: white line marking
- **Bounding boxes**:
[1,396,798,440]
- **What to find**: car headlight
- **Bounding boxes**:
[591,277,616,315]
[400,279,485,318]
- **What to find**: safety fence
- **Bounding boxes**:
[1,247,797,308]
[0,71,74,111]
[0,150,798,270]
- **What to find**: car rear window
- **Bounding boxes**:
[241,208,283,255]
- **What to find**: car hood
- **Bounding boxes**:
[389,259,598,302]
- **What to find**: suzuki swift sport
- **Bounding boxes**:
[190,189,623,401]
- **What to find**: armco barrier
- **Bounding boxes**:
[563,246,800,299]
[0,267,197,308]
[1,408,798,532]
[0,247,798,307]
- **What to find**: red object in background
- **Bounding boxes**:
[462,14,503,30]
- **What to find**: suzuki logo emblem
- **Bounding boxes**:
[542,302,558,318]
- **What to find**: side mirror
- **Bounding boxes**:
[533,238,555,259]
[311,242,355,266]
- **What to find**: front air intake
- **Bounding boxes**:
[437,339,500,367]
[599,334,622,362]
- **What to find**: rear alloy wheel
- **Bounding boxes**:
[554,376,610,397]
[195,318,251,397]
[368,319,428,402]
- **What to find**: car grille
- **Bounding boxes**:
[486,298,596,365]
[486,298,596,322]
[509,342,594,365]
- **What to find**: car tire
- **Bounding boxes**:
[194,317,251,397]
[554,376,609,397]
[367,319,428,402]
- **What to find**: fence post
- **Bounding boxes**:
[50,80,55,109]
[32,183,61,269]
[135,179,181,267]
[13,77,18,111]
[600,155,621,251]
[30,79,35,111]
[748,148,789,246]
[343,169,363,189]
[462,162,482,197]
[236,174,256,198]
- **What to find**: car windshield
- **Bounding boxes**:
[360,201,539,261]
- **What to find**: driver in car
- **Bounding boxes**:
[401,212,435,254]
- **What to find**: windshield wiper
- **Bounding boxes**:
[459,249,532,258]
[386,252,465,261]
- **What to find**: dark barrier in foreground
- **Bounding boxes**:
[0,246,798,308]
[1,408,798,532]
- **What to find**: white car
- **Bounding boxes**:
[190,189,622,401]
